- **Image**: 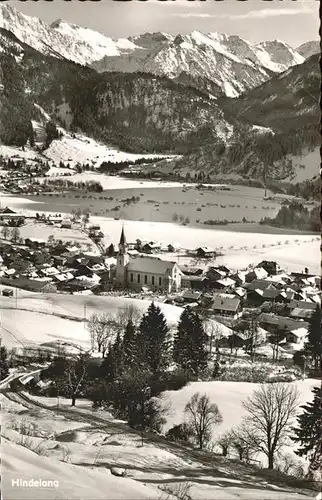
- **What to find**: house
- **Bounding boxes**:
[48,214,63,224]
[276,289,296,303]
[180,266,204,277]
[225,332,248,350]
[288,300,317,312]
[269,273,292,285]
[212,277,236,291]
[0,207,25,225]
[247,285,280,306]
[141,241,162,254]
[25,238,46,248]
[258,313,308,334]
[196,246,214,258]
[181,290,202,304]
[115,228,182,293]
[245,267,268,283]
[59,278,100,293]
[286,327,308,344]
[206,267,227,282]
[0,207,16,215]
[230,271,246,286]
[181,275,207,290]
[233,287,247,299]
[0,278,57,293]
[257,260,278,275]
[211,293,242,319]
[61,219,72,229]
[290,308,315,320]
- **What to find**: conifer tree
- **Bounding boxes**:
[173,307,193,371]
[292,386,322,475]
[137,302,171,375]
[173,307,208,377]
[0,346,9,381]
[101,334,123,383]
[306,307,322,370]
[123,318,137,364]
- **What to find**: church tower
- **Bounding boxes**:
[115,226,129,286]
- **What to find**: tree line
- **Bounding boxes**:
[16,300,322,475]
[260,200,320,232]
[41,179,103,193]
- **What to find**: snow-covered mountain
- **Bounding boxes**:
[92,30,305,97]
[296,40,320,60]
[0,4,140,65]
[0,3,307,97]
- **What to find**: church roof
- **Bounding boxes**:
[128,256,180,275]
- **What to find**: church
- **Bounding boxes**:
[115,228,182,293]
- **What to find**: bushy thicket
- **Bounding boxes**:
[218,361,302,383]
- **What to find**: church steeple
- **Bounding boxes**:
[118,225,127,255]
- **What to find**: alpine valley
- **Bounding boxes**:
[0,3,320,183]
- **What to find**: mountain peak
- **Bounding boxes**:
[50,19,65,29]
[296,40,320,59]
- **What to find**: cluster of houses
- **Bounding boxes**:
[0,238,115,294]
[172,259,320,358]
[0,207,26,227]
[0,219,320,359]
[0,157,49,194]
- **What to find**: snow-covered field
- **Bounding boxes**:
[17,222,98,252]
[0,133,173,169]
[43,133,171,167]
[40,171,184,189]
[0,190,319,273]
[93,218,320,274]
[0,292,229,349]
[0,290,234,349]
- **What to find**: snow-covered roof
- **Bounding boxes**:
[217,278,235,287]
[289,327,308,339]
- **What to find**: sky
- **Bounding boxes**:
[8,0,320,47]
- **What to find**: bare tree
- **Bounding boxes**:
[115,304,142,329]
[1,226,9,240]
[87,312,116,356]
[204,320,224,355]
[243,315,260,361]
[231,424,258,462]
[241,383,300,469]
[64,352,89,406]
[10,227,21,243]
[216,431,234,457]
[184,392,223,450]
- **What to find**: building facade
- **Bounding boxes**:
[115,228,182,292]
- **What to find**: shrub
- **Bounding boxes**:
[166,423,193,443]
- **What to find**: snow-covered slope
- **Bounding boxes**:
[2,440,161,500]
[297,40,320,60]
[0,4,141,65]
[255,40,304,72]
[0,4,307,97]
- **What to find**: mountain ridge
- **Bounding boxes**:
[0,3,313,98]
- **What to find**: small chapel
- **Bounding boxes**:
[115,227,182,293]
